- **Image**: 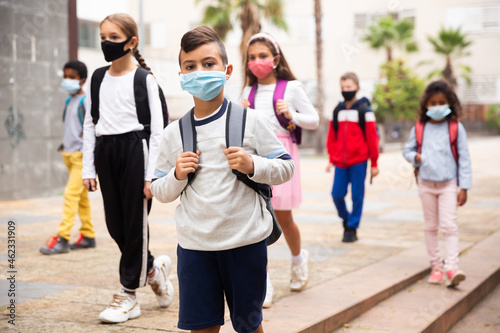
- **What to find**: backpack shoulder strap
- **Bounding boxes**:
[332,102,343,140]
[90,66,110,125]
[449,120,459,164]
[248,83,258,109]
[226,102,264,191]
[62,96,71,122]
[357,102,368,138]
[134,67,151,132]
[179,109,196,153]
[272,79,290,129]
[178,108,196,183]
[158,86,169,127]
[415,121,425,154]
[226,102,247,149]
[77,95,86,126]
[273,79,287,108]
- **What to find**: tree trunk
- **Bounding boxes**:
[240,0,261,71]
[314,0,325,154]
[387,47,393,62]
[444,56,457,89]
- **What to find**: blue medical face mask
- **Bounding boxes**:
[426,104,452,121]
[179,69,227,101]
[61,79,81,94]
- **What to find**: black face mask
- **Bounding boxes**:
[342,90,357,101]
[101,37,132,62]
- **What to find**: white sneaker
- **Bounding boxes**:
[148,255,175,307]
[263,273,273,308]
[98,293,140,323]
[290,249,309,291]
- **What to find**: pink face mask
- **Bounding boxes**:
[248,58,275,79]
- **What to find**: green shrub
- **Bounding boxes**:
[372,59,425,122]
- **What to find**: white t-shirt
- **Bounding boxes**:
[240,80,319,133]
[151,100,295,251]
[82,68,163,181]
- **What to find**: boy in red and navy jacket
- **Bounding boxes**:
[325,72,379,242]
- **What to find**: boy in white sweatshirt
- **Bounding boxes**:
[151,26,294,333]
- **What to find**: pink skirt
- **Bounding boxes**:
[271,132,302,210]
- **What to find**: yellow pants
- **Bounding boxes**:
[58,151,95,241]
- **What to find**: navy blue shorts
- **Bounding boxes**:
[177,239,267,332]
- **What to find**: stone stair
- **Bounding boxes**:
[220,230,500,333]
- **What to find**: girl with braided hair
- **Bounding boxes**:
[82,13,174,323]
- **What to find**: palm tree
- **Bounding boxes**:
[314,0,324,153]
[427,27,472,88]
[196,0,287,66]
[363,15,418,62]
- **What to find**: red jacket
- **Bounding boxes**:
[326,97,379,168]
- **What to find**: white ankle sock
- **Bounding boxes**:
[148,267,159,282]
[291,250,304,265]
[121,288,136,299]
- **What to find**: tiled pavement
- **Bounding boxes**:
[1,136,499,332]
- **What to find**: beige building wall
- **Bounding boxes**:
[319,0,500,118]
[76,0,500,121]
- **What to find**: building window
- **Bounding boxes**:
[78,19,152,49]
[457,76,500,104]
[79,19,100,49]
[354,10,415,39]
[446,4,500,35]
[264,15,316,45]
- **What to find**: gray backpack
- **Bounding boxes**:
[178,101,282,246]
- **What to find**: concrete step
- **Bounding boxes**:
[219,241,473,333]
[331,230,500,333]
[448,283,500,332]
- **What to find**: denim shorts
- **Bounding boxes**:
[177,239,267,332]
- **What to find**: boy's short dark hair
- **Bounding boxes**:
[64,60,88,79]
[178,25,228,66]
[340,72,359,86]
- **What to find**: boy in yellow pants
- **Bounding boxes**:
[40,60,96,255]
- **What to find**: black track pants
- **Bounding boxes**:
[95,131,155,290]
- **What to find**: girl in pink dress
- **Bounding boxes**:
[240,32,319,307]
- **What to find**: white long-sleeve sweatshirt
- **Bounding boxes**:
[151,100,295,251]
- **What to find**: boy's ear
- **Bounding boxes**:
[225,64,233,79]
[80,78,87,85]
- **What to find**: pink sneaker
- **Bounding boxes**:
[428,269,444,284]
[446,270,466,288]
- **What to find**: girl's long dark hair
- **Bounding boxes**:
[419,79,462,123]
[243,36,297,88]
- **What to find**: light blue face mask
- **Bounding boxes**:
[61,79,81,94]
[426,104,451,121]
[179,69,227,101]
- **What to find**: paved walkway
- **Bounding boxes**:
[1,136,499,332]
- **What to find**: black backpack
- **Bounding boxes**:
[332,101,369,140]
[178,101,282,246]
[90,66,169,134]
